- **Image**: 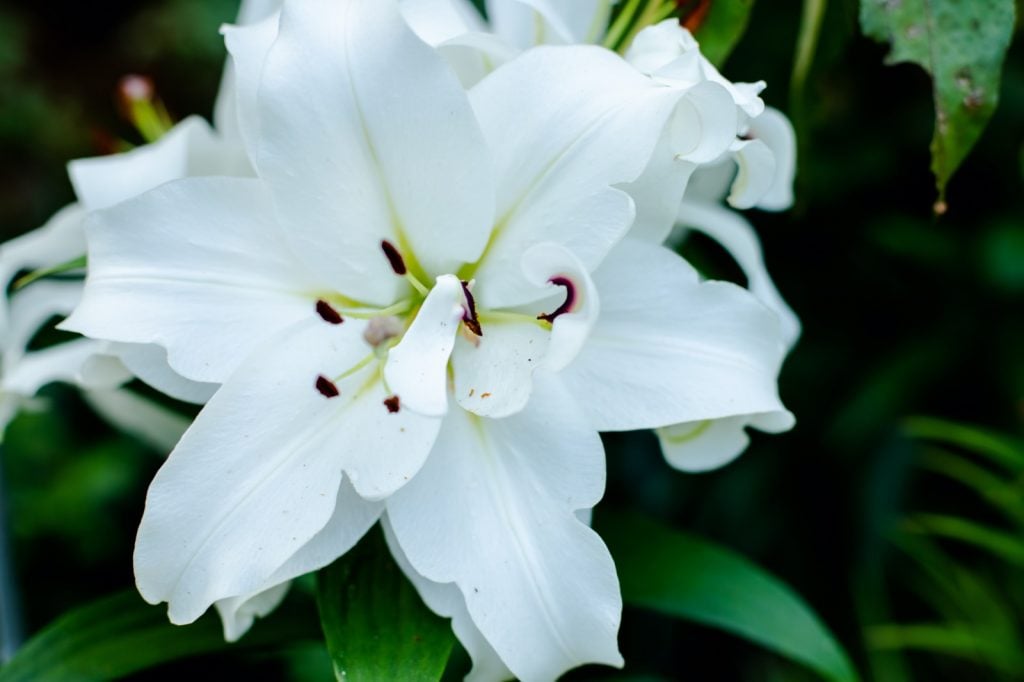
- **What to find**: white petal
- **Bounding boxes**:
[727,138,776,210]
[452,321,549,419]
[384,275,464,418]
[747,107,797,211]
[387,376,623,681]
[560,238,787,430]
[0,203,85,291]
[487,0,611,46]
[668,81,738,164]
[625,19,700,75]
[134,318,440,624]
[469,45,681,308]
[436,31,522,88]
[60,177,319,385]
[6,280,84,367]
[216,477,384,642]
[521,242,598,371]
[69,117,249,212]
[622,126,697,244]
[221,11,280,159]
[213,0,283,144]
[82,387,191,454]
[256,0,494,298]
[453,243,598,419]
[382,517,514,682]
[109,343,218,405]
[215,582,291,643]
[657,409,795,472]
[400,0,483,44]
[677,201,801,348]
[4,340,130,396]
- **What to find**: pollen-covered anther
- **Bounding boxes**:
[537,276,577,323]
[363,315,404,348]
[315,299,344,324]
[381,240,407,275]
[315,374,340,398]
[383,395,401,413]
[460,280,482,337]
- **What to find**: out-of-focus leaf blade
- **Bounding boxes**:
[316,529,453,682]
[859,0,1016,203]
[0,590,318,681]
[867,623,1024,673]
[904,416,1024,471]
[918,448,1024,525]
[600,511,859,682]
[903,514,1024,567]
[692,0,757,68]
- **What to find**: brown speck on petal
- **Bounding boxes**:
[316,375,340,398]
[481,392,491,399]
[381,240,407,275]
[316,299,344,324]
[384,395,401,413]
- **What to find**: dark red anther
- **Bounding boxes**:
[316,375,340,398]
[381,240,407,275]
[384,395,401,413]
[316,299,344,324]
[537,276,577,324]
[460,280,483,337]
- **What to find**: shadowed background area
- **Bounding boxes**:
[1,0,1022,680]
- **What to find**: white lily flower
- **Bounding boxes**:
[397,3,800,479]
[63,0,789,677]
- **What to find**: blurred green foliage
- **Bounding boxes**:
[0,0,1021,680]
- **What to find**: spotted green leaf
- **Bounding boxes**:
[860,0,1017,206]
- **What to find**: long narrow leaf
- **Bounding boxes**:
[0,591,319,681]
[599,511,859,682]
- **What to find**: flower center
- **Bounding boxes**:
[310,241,572,412]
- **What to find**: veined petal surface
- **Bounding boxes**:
[61,177,320,385]
[135,319,440,625]
[387,376,622,681]
[469,45,681,308]
[560,238,787,431]
[383,517,514,682]
[255,0,494,299]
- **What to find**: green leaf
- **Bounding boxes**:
[0,590,320,681]
[918,447,1024,526]
[866,623,1024,673]
[859,0,1017,205]
[902,513,1024,567]
[693,0,757,68]
[316,528,454,682]
[599,511,859,682]
[790,0,827,101]
[903,416,1024,471]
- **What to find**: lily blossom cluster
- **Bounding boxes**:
[6,0,801,679]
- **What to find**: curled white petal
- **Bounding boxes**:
[384,275,465,418]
